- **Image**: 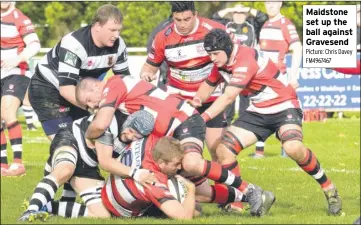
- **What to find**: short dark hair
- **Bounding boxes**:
[75,77,98,103]
[92,4,123,26]
[171,1,195,14]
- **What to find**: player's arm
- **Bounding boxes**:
[283,21,302,89]
[201,85,241,122]
[187,65,224,108]
[288,41,302,88]
[94,138,157,188]
[140,32,165,82]
[19,34,41,62]
[86,107,116,139]
[112,38,131,76]
[140,62,159,82]
[1,15,40,71]
[58,38,87,110]
[157,176,196,220]
[200,60,256,122]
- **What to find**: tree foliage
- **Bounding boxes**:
[17,1,358,48]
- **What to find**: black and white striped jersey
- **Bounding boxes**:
[72,111,129,167]
[36,25,130,89]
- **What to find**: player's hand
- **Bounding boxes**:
[186,97,202,108]
[289,79,299,89]
[175,175,195,193]
[1,57,22,72]
[140,72,156,82]
[200,111,212,123]
[85,138,96,149]
[131,168,158,189]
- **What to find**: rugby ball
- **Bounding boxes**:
[167,177,187,203]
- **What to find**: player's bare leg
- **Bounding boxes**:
[1,95,25,176]
[279,124,342,216]
[181,130,275,217]
[70,176,110,218]
[22,89,37,131]
[19,146,76,222]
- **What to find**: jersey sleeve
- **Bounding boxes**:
[144,182,177,208]
[206,64,224,86]
[145,29,167,67]
[57,34,84,86]
[99,76,128,109]
[228,50,259,88]
[16,12,35,38]
[112,37,130,76]
[281,19,300,45]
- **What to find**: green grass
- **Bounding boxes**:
[1,117,360,224]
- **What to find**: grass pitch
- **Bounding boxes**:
[1,117,360,224]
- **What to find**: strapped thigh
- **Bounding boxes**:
[52,146,78,170]
[221,131,244,155]
[278,129,303,144]
[79,181,105,206]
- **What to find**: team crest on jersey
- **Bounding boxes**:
[196,44,206,54]
[64,51,77,67]
[108,56,114,66]
[242,27,248,33]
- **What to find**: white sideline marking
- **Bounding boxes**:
[23,136,49,144]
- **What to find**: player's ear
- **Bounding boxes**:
[94,22,101,32]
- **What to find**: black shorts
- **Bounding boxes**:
[28,70,89,135]
[232,108,303,142]
[173,114,206,153]
[49,128,104,181]
[0,75,30,103]
[238,95,250,115]
[197,102,228,128]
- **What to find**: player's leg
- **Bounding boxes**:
[197,102,227,161]
[1,75,29,176]
[70,176,110,218]
[176,114,275,216]
[22,88,37,131]
[19,129,78,221]
[0,79,9,174]
[277,109,342,215]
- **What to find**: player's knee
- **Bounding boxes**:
[87,203,111,218]
[1,104,17,123]
[279,129,303,145]
[80,183,110,218]
[182,152,203,174]
[52,164,75,184]
[51,146,77,183]
[282,132,304,159]
[219,131,243,156]
[216,132,242,164]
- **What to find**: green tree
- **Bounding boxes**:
[16,1,359,48]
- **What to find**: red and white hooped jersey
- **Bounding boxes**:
[99,75,197,137]
[147,17,226,103]
[207,44,300,114]
[259,15,300,74]
[101,135,177,217]
[1,7,38,79]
